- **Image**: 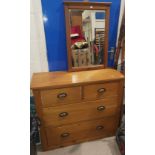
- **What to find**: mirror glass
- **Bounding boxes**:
[69,9,106,68]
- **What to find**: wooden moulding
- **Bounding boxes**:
[64,1,111,71]
[63,1,112,7]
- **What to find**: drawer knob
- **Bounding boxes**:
[97,106,105,111]
[96,125,104,130]
[61,133,70,138]
[97,88,106,93]
[59,112,68,117]
[57,93,67,99]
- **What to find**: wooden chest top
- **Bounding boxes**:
[31,69,124,90]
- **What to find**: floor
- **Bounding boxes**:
[37,137,121,155]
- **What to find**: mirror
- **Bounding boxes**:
[64,2,111,71]
[70,10,105,67]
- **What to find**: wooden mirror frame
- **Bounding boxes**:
[64,1,111,72]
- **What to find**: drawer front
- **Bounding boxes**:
[45,117,118,147]
[83,82,119,101]
[41,86,82,107]
[42,97,118,127]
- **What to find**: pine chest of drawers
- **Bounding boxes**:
[31,69,124,151]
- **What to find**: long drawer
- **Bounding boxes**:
[83,82,119,101]
[41,86,82,107]
[42,97,118,127]
[45,117,118,147]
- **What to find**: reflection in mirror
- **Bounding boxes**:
[69,9,106,68]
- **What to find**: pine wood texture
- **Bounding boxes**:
[31,69,124,90]
[42,97,118,127]
[64,1,111,71]
[83,82,119,101]
[31,69,124,151]
[64,1,112,7]
[41,86,82,107]
[45,116,117,148]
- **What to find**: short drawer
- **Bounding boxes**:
[45,117,117,147]
[41,86,82,107]
[83,82,119,101]
[42,97,118,127]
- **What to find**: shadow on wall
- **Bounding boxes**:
[41,0,121,71]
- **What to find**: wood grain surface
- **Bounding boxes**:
[41,86,82,107]
[31,69,124,90]
[83,82,119,101]
[45,116,117,147]
[31,69,124,151]
[42,97,118,127]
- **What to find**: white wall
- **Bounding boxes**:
[116,0,125,45]
[82,10,105,41]
[116,0,125,71]
[30,0,48,80]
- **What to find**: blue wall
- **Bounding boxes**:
[41,0,121,71]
